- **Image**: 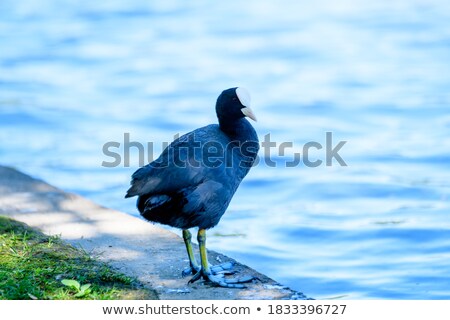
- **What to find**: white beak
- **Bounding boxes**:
[241,107,257,122]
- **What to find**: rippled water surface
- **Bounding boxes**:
[1,0,450,299]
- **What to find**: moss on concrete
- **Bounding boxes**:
[0,216,158,300]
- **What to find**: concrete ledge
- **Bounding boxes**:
[0,165,307,300]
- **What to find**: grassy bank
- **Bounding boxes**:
[0,216,158,300]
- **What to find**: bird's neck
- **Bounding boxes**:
[219,118,255,142]
[220,118,259,174]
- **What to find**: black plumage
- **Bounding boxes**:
[125,87,259,288]
[126,87,258,229]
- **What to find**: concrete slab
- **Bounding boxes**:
[0,165,307,300]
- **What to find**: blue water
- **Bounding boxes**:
[1,0,450,299]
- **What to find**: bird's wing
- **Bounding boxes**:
[125,125,225,198]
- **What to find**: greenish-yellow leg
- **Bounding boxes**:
[183,230,199,269]
[182,229,235,277]
[187,228,255,289]
[182,229,200,276]
[198,228,212,274]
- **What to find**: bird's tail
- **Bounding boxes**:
[124,165,154,198]
[137,193,171,215]
[125,187,136,198]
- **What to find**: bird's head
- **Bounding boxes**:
[216,87,257,123]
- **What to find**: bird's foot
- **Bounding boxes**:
[187,265,255,289]
[182,265,200,277]
[182,261,236,277]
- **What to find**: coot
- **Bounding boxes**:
[125,87,259,288]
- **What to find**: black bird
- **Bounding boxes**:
[125,87,259,288]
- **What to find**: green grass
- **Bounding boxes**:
[0,216,158,300]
